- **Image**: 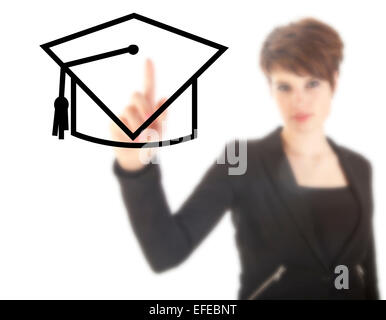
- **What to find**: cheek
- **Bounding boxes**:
[274,94,291,113]
[312,89,332,117]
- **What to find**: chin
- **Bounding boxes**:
[287,119,319,133]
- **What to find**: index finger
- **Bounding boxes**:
[144,58,155,107]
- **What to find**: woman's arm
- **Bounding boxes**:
[363,228,380,299]
[113,150,235,273]
[363,160,380,300]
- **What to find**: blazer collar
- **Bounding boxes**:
[259,125,370,272]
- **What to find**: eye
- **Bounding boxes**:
[306,79,320,88]
[278,84,290,92]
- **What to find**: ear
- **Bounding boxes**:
[268,78,273,97]
[332,71,339,94]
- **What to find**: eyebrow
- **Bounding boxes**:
[273,76,319,85]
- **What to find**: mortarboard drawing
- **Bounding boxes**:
[41,13,227,148]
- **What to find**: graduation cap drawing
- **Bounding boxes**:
[41,13,227,148]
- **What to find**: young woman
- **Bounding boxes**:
[110,17,379,299]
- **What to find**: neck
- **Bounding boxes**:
[280,125,332,158]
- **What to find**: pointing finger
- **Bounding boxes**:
[144,58,155,106]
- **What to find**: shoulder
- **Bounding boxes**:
[336,143,372,172]
[217,135,269,179]
[334,143,373,184]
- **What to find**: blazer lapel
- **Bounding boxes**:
[259,126,369,272]
[327,138,370,268]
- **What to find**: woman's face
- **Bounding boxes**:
[269,67,338,133]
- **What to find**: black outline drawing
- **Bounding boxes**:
[41,13,228,148]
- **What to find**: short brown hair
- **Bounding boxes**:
[260,17,344,90]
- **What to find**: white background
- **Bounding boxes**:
[0,0,385,299]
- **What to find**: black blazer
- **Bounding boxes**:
[113,125,379,300]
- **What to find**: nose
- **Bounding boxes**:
[291,88,307,108]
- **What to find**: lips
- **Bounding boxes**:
[293,113,312,122]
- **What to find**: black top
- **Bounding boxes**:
[112,126,379,299]
[297,185,360,269]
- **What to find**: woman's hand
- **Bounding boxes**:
[110,58,168,171]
